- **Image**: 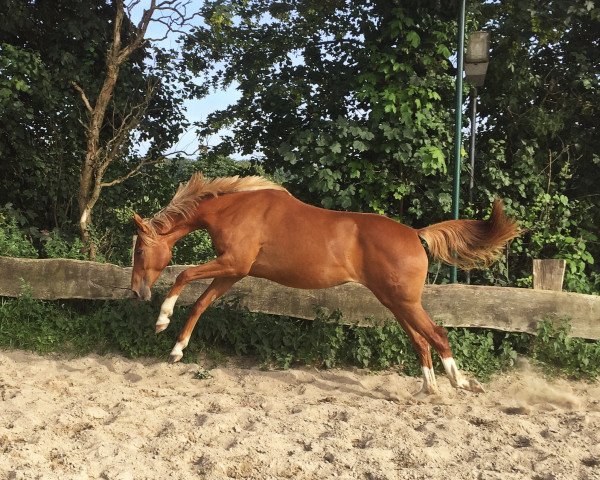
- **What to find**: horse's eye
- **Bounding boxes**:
[135,249,144,255]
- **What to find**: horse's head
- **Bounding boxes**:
[131,213,173,301]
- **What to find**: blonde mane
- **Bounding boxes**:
[141,173,288,240]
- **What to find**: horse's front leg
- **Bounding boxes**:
[155,256,245,333]
[169,276,241,362]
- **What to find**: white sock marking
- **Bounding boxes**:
[156,295,179,326]
[170,337,189,358]
[442,357,470,389]
[420,366,438,394]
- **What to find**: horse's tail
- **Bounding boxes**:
[417,199,520,270]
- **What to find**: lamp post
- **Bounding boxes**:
[450,0,467,284]
[450,28,490,284]
[464,31,490,284]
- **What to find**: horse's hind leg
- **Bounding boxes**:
[396,319,438,396]
[169,276,241,362]
[371,291,439,395]
[395,302,485,393]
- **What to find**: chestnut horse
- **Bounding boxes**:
[131,173,519,395]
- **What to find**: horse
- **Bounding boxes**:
[130,173,519,395]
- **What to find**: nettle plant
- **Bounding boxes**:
[0,208,38,259]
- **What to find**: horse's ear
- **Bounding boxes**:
[133,213,150,235]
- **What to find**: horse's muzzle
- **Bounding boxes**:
[133,280,152,301]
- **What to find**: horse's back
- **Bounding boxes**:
[236,190,427,291]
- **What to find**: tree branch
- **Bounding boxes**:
[76,0,197,257]
[106,80,157,161]
[99,147,192,188]
[99,156,159,188]
[126,0,200,45]
[70,82,94,113]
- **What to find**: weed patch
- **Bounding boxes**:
[531,320,600,379]
[0,297,598,381]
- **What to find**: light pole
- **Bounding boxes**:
[450,0,467,284]
[451,25,490,284]
[464,31,490,284]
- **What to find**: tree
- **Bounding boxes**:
[183,0,459,223]
[182,0,599,292]
[0,0,188,256]
[0,0,116,231]
[471,0,600,292]
[72,0,196,257]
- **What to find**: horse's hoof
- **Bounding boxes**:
[413,389,433,400]
[468,378,485,394]
[170,353,183,363]
[413,383,439,398]
[155,322,169,334]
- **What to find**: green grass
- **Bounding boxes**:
[1,295,599,382]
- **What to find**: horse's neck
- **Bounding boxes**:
[161,194,238,244]
[160,199,216,244]
[159,214,199,247]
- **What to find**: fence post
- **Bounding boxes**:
[533,259,566,291]
[131,235,137,266]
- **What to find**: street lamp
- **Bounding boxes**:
[465,32,490,87]
[464,31,490,285]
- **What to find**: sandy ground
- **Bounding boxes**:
[1,350,599,480]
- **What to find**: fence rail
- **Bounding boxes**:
[1,257,599,339]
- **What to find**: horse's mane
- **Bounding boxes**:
[142,173,287,240]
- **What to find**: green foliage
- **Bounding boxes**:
[0,208,38,258]
[0,205,110,261]
[467,0,600,293]
[41,230,87,260]
[0,295,192,358]
[172,230,216,265]
[344,320,421,375]
[3,296,598,382]
[198,308,350,370]
[0,0,189,251]
[447,329,519,382]
[0,1,108,229]
[532,320,600,380]
[184,0,457,223]
[193,369,214,380]
[1,0,598,294]
[181,0,600,292]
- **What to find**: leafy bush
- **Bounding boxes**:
[470,151,599,294]
[41,229,88,260]
[1,296,598,382]
[532,320,600,379]
[0,210,38,258]
[447,329,521,381]
[172,229,216,265]
[0,205,107,261]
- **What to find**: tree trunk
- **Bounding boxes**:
[78,179,101,260]
[77,62,120,259]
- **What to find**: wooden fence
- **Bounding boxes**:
[0,256,599,339]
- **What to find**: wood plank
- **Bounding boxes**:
[533,259,566,291]
[1,257,599,339]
